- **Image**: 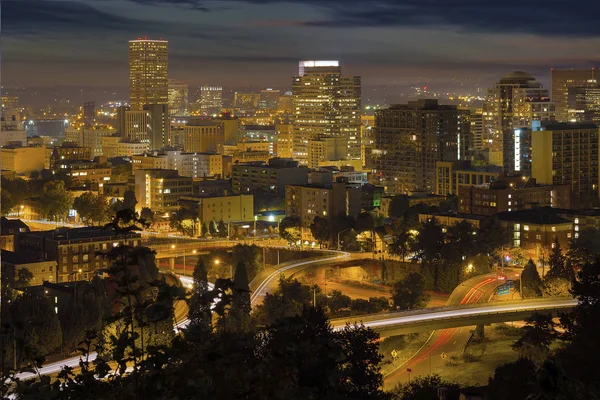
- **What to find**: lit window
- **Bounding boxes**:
[574,218,579,224]
[551,227,556,232]
[524,225,529,231]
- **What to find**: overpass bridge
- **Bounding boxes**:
[330,298,577,336]
[147,238,287,260]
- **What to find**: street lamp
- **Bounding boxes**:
[214,258,233,279]
[254,215,258,241]
[337,228,354,251]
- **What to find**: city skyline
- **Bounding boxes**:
[3,0,600,90]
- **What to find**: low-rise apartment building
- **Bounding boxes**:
[134,169,194,212]
[232,158,309,197]
[15,227,142,283]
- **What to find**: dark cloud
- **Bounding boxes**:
[231,0,600,37]
[125,0,211,11]
[1,0,148,35]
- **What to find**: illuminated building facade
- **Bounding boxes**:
[144,104,170,150]
[483,71,550,171]
[566,86,600,123]
[183,121,223,153]
[134,169,193,212]
[374,99,470,195]
[259,88,280,109]
[129,38,169,111]
[197,86,223,116]
[168,79,188,116]
[16,227,141,283]
[0,146,46,175]
[178,194,254,226]
[292,61,361,164]
[532,123,600,207]
[551,68,600,122]
[232,158,308,197]
[234,92,260,110]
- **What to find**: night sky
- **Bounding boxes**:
[3,0,600,91]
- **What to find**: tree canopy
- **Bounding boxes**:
[391,273,430,311]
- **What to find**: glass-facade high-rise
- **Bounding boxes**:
[292,61,361,165]
[129,38,169,111]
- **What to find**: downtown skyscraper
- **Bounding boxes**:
[129,38,169,111]
[482,71,552,172]
[373,99,470,195]
[551,68,600,122]
[292,61,361,165]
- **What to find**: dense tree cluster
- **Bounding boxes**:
[73,192,113,225]
[388,218,509,293]
[2,216,389,399]
[253,277,392,326]
[486,259,600,399]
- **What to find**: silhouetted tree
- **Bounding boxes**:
[521,259,543,298]
[188,258,212,333]
[392,273,430,311]
[310,216,330,248]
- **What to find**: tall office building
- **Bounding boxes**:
[183,120,224,153]
[566,86,600,123]
[118,106,148,142]
[292,61,361,165]
[373,99,470,195]
[168,79,188,116]
[532,123,600,207]
[551,68,600,122]
[144,104,170,150]
[197,86,223,116]
[259,88,280,109]
[129,38,169,111]
[83,101,95,127]
[234,92,260,110]
[470,108,484,150]
[483,71,550,171]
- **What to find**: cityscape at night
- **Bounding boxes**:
[1,1,600,399]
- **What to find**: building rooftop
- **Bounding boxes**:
[387,99,460,111]
[233,157,302,169]
[536,206,600,217]
[420,212,489,221]
[495,209,571,225]
[21,226,140,242]
[501,70,535,81]
[543,122,599,131]
[0,217,30,235]
[0,249,47,264]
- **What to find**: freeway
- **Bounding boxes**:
[14,250,348,381]
[331,299,576,333]
[382,273,504,388]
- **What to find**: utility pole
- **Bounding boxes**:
[520,273,524,300]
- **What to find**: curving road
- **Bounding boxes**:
[382,272,517,389]
[14,250,348,380]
